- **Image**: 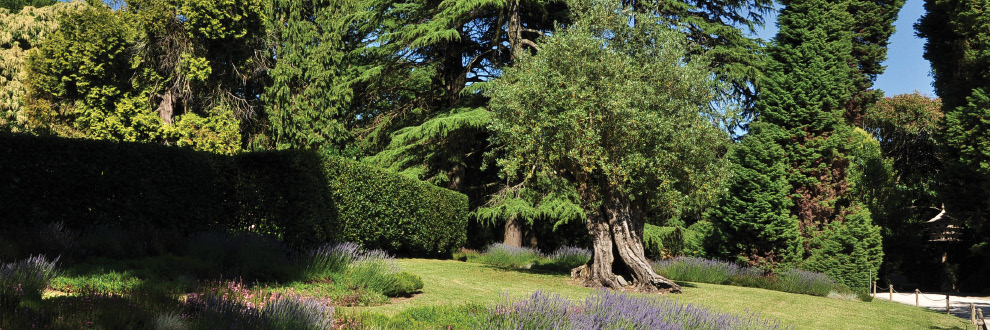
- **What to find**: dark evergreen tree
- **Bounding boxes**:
[917,0,990,291]
[714,0,885,290]
[264,0,359,152]
[844,0,904,125]
[709,122,801,268]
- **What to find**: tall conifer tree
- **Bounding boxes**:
[917,0,990,291]
[714,0,884,289]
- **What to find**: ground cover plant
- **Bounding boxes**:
[653,257,860,299]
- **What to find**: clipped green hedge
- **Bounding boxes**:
[0,134,467,256]
[324,157,468,257]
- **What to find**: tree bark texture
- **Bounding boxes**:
[571,188,682,293]
[504,217,524,247]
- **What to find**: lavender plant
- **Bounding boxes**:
[189,294,334,330]
[485,291,571,329]
[153,313,188,330]
[345,249,400,295]
[536,246,592,272]
[190,296,267,330]
[0,255,60,308]
[262,297,334,330]
[652,257,853,298]
[775,268,840,297]
[653,257,747,284]
[303,242,362,281]
[480,243,543,269]
[482,290,791,330]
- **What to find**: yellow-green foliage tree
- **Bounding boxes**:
[0,1,84,132]
[22,0,266,154]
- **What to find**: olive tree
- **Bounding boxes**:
[487,0,729,292]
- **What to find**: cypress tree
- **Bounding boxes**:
[714,0,885,289]
[710,122,801,268]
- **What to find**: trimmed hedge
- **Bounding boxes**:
[0,134,467,256]
[324,157,468,257]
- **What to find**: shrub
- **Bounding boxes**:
[0,255,60,308]
[188,290,334,330]
[653,257,750,284]
[383,272,424,297]
[261,297,334,330]
[644,224,708,260]
[344,250,399,296]
[482,290,791,330]
[478,243,542,269]
[535,246,591,272]
[153,313,189,330]
[302,242,362,282]
[775,268,841,297]
[323,156,469,257]
[653,257,858,299]
[0,134,468,256]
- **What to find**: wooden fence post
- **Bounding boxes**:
[972,303,977,325]
[915,289,919,306]
[889,284,893,300]
[873,281,877,298]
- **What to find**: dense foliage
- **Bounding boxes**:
[917,0,990,291]
[488,0,730,290]
[0,134,467,255]
[0,1,80,132]
[1,0,984,297]
[324,156,469,257]
[712,0,888,291]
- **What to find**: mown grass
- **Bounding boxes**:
[350,259,968,330]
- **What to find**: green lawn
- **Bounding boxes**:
[348,259,968,330]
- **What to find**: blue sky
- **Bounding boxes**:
[754,0,935,97]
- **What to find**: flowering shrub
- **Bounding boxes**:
[479,243,543,269]
[776,268,840,297]
[303,242,423,298]
[483,290,791,330]
[303,242,362,281]
[536,246,592,272]
[187,290,334,330]
[653,257,851,298]
[0,255,60,308]
[653,257,759,285]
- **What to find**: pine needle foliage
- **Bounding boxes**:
[713,0,885,289]
[264,0,360,152]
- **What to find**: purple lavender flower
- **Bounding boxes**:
[482,243,542,269]
[480,290,792,330]
[0,255,60,307]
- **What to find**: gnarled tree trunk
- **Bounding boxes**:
[571,189,681,293]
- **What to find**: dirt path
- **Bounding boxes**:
[874,290,990,322]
